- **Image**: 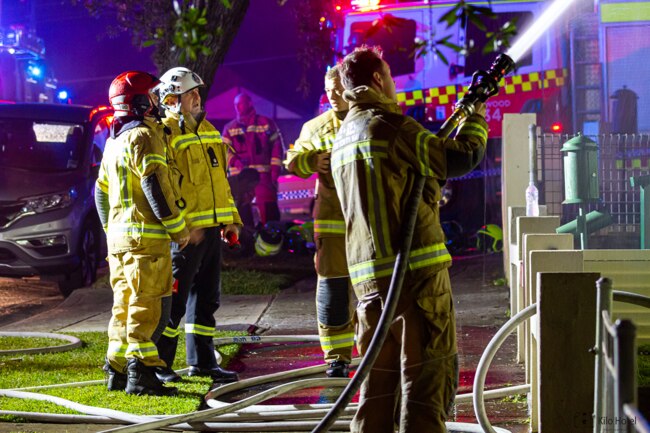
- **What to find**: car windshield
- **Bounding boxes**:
[0,119,85,171]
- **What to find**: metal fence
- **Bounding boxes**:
[537,133,650,247]
[594,278,650,433]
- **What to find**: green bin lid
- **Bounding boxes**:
[561,133,598,152]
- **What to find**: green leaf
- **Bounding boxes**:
[434,47,449,65]
[142,39,157,47]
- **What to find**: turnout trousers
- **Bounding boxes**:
[350,269,458,433]
[106,241,172,373]
[315,236,356,363]
[157,226,222,369]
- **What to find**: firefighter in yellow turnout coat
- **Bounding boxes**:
[95,71,189,396]
[332,47,488,432]
[153,67,241,384]
[285,66,354,377]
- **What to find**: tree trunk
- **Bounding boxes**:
[152,0,250,97]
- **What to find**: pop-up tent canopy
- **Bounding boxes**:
[204,86,303,121]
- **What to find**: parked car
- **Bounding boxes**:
[0,103,113,295]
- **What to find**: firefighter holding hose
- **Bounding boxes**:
[331,46,488,432]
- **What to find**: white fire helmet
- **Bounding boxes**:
[155,67,205,113]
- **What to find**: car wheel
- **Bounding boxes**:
[57,221,99,296]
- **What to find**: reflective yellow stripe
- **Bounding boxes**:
[108,341,127,358]
[140,153,167,173]
[348,242,451,286]
[126,342,160,359]
[365,159,392,258]
[162,326,181,338]
[320,332,355,351]
[185,323,215,337]
[457,121,488,142]
[162,214,186,234]
[295,152,315,175]
[330,139,389,169]
[107,223,169,239]
[314,219,346,235]
[416,130,434,177]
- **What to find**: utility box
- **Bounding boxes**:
[561,134,599,204]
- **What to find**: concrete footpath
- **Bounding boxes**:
[0,253,528,433]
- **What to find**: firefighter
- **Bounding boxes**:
[153,67,241,384]
[222,93,284,224]
[95,71,190,396]
[331,46,488,432]
[284,65,355,377]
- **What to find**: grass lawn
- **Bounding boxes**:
[0,249,316,421]
[0,330,244,420]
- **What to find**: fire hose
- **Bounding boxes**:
[1,332,522,432]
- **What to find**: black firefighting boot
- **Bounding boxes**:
[103,362,127,391]
[125,358,178,396]
[187,365,239,383]
[326,361,350,378]
[155,366,182,383]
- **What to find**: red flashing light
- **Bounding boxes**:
[335,5,342,11]
[320,16,326,22]
[89,105,112,121]
[550,122,563,133]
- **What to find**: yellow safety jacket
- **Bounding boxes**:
[331,86,488,291]
[285,109,347,239]
[162,111,242,229]
[96,117,189,253]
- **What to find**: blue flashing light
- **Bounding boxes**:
[57,90,68,100]
[28,64,42,79]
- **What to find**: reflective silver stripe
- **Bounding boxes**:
[185,323,215,337]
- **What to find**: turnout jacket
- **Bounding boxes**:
[331,86,488,291]
[222,111,283,182]
[285,109,347,239]
[162,111,242,230]
[95,117,189,253]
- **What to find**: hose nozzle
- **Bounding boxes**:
[456,54,516,113]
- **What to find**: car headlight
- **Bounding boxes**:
[21,189,78,214]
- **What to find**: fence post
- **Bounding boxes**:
[614,319,637,432]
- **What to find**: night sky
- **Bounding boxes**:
[2,0,325,121]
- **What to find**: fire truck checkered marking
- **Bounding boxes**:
[277,189,314,201]
[396,68,568,108]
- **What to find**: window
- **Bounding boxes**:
[349,16,417,77]
[464,12,533,76]
[0,120,85,171]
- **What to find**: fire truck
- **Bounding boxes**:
[326,0,650,244]
[0,25,60,103]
